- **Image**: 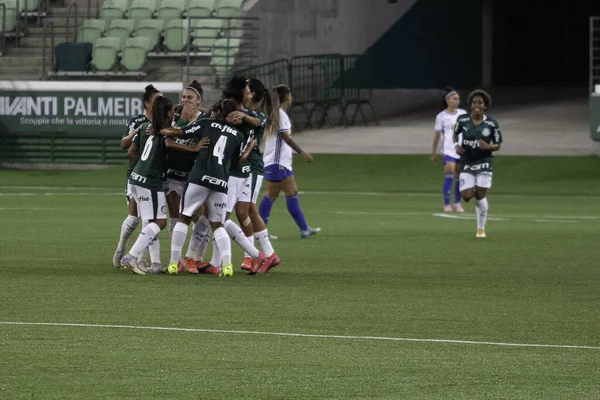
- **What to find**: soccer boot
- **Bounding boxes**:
[120,254,146,275]
[257,252,281,274]
[300,227,321,239]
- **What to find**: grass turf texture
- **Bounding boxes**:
[0,155,599,399]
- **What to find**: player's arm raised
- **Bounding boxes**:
[120,127,138,150]
[165,137,210,152]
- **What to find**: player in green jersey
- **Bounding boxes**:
[453,89,502,238]
[120,96,209,275]
[160,99,259,277]
[112,84,161,269]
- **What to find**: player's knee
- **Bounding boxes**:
[154,219,168,230]
[179,215,192,225]
[462,192,474,202]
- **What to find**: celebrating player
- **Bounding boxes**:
[120,96,209,274]
[162,98,259,277]
[258,85,321,239]
[431,87,466,212]
[112,84,161,269]
[453,89,503,238]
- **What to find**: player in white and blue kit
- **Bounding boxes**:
[258,84,321,239]
[431,87,467,212]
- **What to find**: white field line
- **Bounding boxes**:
[331,211,596,223]
[1,187,599,200]
[0,321,598,351]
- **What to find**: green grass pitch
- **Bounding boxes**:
[0,154,599,399]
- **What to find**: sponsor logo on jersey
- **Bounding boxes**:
[482,127,491,137]
[185,124,202,135]
[130,172,147,184]
[242,165,251,173]
[210,122,238,136]
[463,162,490,171]
[201,175,228,188]
[462,139,480,148]
[213,202,227,209]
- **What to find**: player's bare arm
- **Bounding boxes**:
[239,138,256,163]
[159,127,184,137]
[127,142,138,165]
[431,131,441,164]
[281,131,313,163]
[120,128,139,150]
[165,137,209,152]
[479,140,501,151]
[230,111,260,128]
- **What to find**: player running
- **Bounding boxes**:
[112,84,161,269]
[258,84,320,239]
[161,98,261,277]
[431,87,467,212]
[453,89,502,238]
[120,96,209,274]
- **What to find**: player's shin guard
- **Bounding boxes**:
[170,222,188,262]
[223,220,259,259]
[148,235,161,264]
[285,194,308,231]
[129,223,161,258]
[454,176,461,204]
[259,196,275,225]
[213,227,231,266]
[443,173,454,206]
[185,215,210,261]
[476,198,488,230]
[118,215,140,251]
[254,229,275,257]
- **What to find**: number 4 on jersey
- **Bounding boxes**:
[213,135,228,165]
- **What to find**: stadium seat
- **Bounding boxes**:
[156,0,185,27]
[77,19,106,44]
[191,18,221,51]
[99,0,128,25]
[134,19,163,51]
[210,37,240,74]
[105,19,135,50]
[91,37,120,71]
[186,0,215,18]
[22,0,39,12]
[0,0,19,33]
[214,0,242,18]
[128,0,156,27]
[121,36,149,71]
[163,18,189,51]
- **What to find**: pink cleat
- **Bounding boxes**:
[443,205,452,212]
[257,253,281,274]
[453,203,464,213]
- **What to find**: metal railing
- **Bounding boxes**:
[185,16,259,86]
[65,2,78,42]
[590,16,600,95]
[0,4,6,56]
[41,20,54,80]
[86,0,100,20]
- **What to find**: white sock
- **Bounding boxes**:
[185,215,210,260]
[224,219,259,259]
[213,227,231,266]
[476,198,489,230]
[209,237,220,267]
[169,217,178,240]
[170,222,189,263]
[243,235,254,258]
[137,220,150,262]
[254,229,275,257]
[117,215,140,251]
[129,222,161,258]
[148,234,161,264]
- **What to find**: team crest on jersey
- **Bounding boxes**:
[481,127,491,137]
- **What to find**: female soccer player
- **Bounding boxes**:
[161,98,260,277]
[120,96,208,274]
[432,87,467,212]
[453,89,502,238]
[112,84,161,269]
[258,85,321,239]
[164,80,206,239]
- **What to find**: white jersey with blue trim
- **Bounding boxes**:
[434,108,467,159]
[263,108,293,170]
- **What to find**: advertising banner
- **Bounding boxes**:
[0,81,183,135]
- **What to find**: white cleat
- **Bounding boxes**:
[476,229,487,238]
[300,227,321,239]
[112,248,124,268]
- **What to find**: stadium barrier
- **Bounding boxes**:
[233,53,378,129]
[0,81,182,165]
[590,17,600,141]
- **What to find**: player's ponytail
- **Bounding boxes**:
[143,84,160,109]
[151,96,174,134]
[248,78,280,139]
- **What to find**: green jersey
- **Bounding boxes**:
[164,111,207,181]
[248,109,267,175]
[123,114,149,178]
[128,123,167,191]
[454,115,502,173]
[229,108,256,179]
[181,119,244,194]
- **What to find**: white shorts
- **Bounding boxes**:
[130,184,167,220]
[225,176,251,213]
[165,178,186,198]
[181,182,228,223]
[459,172,493,191]
[250,173,264,204]
[126,182,134,204]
